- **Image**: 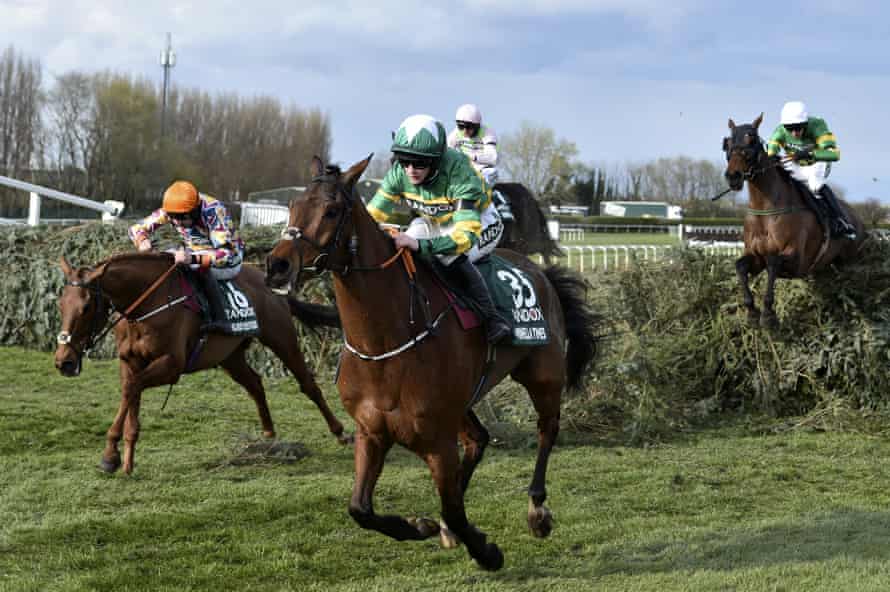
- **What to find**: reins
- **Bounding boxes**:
[62,260,181,355]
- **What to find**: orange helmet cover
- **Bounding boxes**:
[162,181,200,213]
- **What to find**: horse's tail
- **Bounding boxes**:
[287,297,341,329]
[543,265,601,391]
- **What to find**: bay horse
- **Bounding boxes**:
[265,156,600,570]
[723,114,866,328]
[494,182,562,258]
[55,253,350,475]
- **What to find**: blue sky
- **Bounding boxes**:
[5,0,889,202]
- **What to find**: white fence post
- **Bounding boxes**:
[27,192,41,226]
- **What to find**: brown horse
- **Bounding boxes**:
[723,114,866,328]
[265,156,600,570]
[55,253,350,475]
[494,182,562,258]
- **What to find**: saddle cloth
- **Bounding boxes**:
[182,271,259,336]
[445,255,550,346]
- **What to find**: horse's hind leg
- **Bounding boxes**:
[347,428,439,541]
[425,442,504,571]
[735,255,763,326]
[459,410,490,494]
[438,411,492,549]
[261,331,349,444]
[512,360,562,538]
[220,345,275,438]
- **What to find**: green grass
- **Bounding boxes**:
[4,346,890,591]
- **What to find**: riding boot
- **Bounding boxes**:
[817,185,857,240]
[197,271,229,332]
[453,257,511,344]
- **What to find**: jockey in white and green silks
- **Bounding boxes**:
[767,101,855,239]
[447,103,513,221]
[366,114,510,344]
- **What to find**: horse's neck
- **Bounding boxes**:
[332,207,417,342]
[748,166,797,210]
[99,255,174,309]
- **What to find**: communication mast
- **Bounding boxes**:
[159,33,176,139]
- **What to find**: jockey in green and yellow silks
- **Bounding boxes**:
[766,101,855,239]
[366,114,510,344]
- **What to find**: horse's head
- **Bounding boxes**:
[55,257,111,377]
[723,113,765,191]
[266,155,371,294]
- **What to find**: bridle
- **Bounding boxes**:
[58,260,182,358]
[723,128,779,181]
[280,168,357,278]
[57,278,115,357]
[277,166,451,361]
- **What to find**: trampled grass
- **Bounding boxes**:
[4,346,890,591]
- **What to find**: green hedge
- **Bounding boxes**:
[5,222,890,441]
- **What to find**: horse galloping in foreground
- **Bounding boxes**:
[265,156,600,571]
[723,114,865,328]
[55,253,350,475]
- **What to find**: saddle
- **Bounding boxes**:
[181,269,259,336]
[427,255,549,346]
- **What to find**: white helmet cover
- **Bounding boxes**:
[780,101,809,125]
[455,103,482,124]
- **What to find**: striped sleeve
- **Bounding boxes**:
[366,167,403,223]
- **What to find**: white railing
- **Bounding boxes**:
[537,240,745,273]
[239,202,289,228]
[0,175,124,226]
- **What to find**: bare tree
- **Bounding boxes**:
[851,197,889,228]
[0,46,42,216]
[500,121,578,195]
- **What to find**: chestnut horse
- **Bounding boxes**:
[265,156,600,570]
[55,253,349,475]
[723,114,866,328]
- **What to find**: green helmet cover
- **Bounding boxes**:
[391,114,446,159]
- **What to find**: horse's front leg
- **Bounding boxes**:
[120,354,181,475]
[99,361,133,473]
[347,428,439,541]
[760,255,784,330]
[735,254,763,326]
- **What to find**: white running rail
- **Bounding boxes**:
[0,175,124,226]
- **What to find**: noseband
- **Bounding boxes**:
[57,279,114,356]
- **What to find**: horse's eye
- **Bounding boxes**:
[323,207,340,219]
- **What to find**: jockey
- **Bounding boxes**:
[447,103,514,222]
[128,180,245,331]
[767,101,856,239]
[368,114,511,344]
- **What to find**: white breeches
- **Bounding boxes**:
[405,204,504,265]
[783,160,831,194]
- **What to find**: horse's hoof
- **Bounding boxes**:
[98,457,120,474]
[438,520,461,548]
[406,517,440,539]
[477,542,504,571]
[337,432,355,446]
[528,505,554,538]
[262,430,276,439]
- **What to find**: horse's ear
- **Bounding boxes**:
[753,112,764,129]
[310,156,324,178]
[83,261,109,285]
[341,154,373,187]
[59,256,73,278]
[728,118,736,130]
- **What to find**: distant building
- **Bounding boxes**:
[600,201,683,220]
